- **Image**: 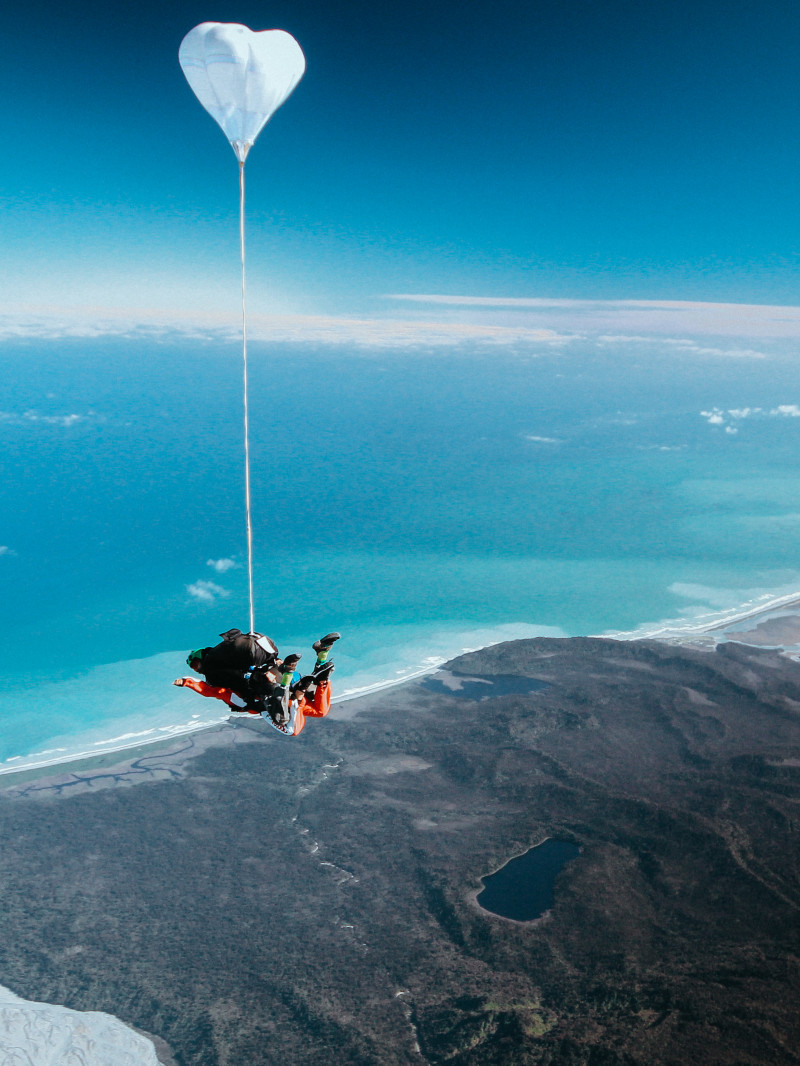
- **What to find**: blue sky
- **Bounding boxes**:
[3,0,800,317]
[7,0,800,764]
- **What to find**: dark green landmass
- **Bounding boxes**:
[1,636,799,1065]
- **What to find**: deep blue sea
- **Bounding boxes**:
[3,333,800,770]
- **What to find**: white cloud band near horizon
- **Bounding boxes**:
[0,305,570,349]
[386,295,800,340]
[0,296,799,351]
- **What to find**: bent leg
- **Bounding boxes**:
[290,701,307,736]
[300,680,332,719]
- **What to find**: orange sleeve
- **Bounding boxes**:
[177,676,235,705]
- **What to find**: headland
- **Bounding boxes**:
[0,621,799,1064]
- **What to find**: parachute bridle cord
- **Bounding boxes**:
[240,158,255,634]
[178,23,306,638]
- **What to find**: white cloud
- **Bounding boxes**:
[701,404,800,431]
[1,297,798,355]
[597,335,766,358]
[0,983,161,1066]
[386,295,800,341]
[636,444,687,452]
[727,407,762,419]
[207,557,236,573]
[523,434,562,444]
[186,580,230,605]
[0,546,12,556]
[0,410,98,427]
[0,306,574,350]
[700,409,726,425]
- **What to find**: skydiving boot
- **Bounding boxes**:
[312,632,340,666]
[311,631,339,673]
[280,653,302,689]
[312,660,335,684]
[293,675,317,701]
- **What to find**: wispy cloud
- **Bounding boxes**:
[2,297,799,353]
[636,444,687,452]
[0,410,99,427]
[387,295,800,342]
[700,404,800,432]
[700,408,727,425]
[523,434,562,444]
[0,546,13,557]
[186,580,230,605]
[0,306,573,350]
[597,335,766,358]
[207,557,236,573]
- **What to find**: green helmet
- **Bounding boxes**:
[187,649,204,667]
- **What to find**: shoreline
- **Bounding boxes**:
[4,590,800,786]
[0,653,462,783]
[604,586,800,645]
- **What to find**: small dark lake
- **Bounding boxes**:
[477,839,580,921]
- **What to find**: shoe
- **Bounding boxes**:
[277,685,292,724]
[282,653,302,669]
[312,633,340,654]
[312,660,335,683]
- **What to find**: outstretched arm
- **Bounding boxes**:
[173,676,249,710]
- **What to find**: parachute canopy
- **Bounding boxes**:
[179,22,306,162]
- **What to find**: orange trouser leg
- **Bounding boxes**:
[290,703,307,736]
[298,680,332,719]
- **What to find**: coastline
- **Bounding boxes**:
[0,622,551,782]
[605,585,800,649]
[4,590,800,787]
[3,611,799,1065]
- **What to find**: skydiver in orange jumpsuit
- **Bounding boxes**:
[173,633,339,736]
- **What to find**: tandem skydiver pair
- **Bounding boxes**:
[173,629,340,736]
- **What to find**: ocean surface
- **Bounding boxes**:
[3,332,800,771]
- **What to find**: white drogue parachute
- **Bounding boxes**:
[178,22,306,162]
[178,23,305,633]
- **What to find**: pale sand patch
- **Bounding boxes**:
[729,615,800,646]
[429,669,494,692]
[0,723,267,800]
[683,687,718,708]
[345,755,433,777]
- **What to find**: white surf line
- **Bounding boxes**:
[0,664,446,777]
[0,715,232,778]
[334,661,448,702]
[605,587,800,643]
[334,637,529,702]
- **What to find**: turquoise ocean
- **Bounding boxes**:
[3,332,800,771]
